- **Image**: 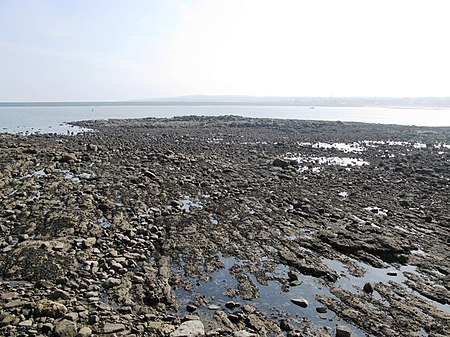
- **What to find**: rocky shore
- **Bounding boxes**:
[1,115,449,337]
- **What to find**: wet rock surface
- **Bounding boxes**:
[1,115,449,336]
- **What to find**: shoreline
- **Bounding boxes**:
[1,116,449,336]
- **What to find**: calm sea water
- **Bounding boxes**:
[1,105,450,134]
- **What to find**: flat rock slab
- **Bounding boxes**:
[101,323,127,334]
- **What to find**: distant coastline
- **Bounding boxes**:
[2,96,450,108]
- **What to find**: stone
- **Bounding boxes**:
[64,312,79,321]
[18,319,33,327]
[336,325,352,337]
[316,306,328,314]
[87,144,98,152]
[170,320,205,337]
[0,314,17,326]
[35,299,68,318]
[186,304,197,312]
[363,282,374,294]
[88,315,99,325]
[42,323,54,333]
[291,298,308,308]
[60,153,77,163]
[4,299,23,308]
[77,326,92,337]
[272,158,290,168]
[53,242,65,251]
[147,321,162,330]
[280,319,293,332]
[233,331,257,337]
[82,237,96,248]
[287,270,299,281]
[101,323,126,334]
[225,301,239,309]
[49,289,71,300]
[1,292,18,300]
[183,315,200,322]
[54,319,77,337]
[105,277,121,287]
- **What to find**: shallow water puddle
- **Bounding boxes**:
[287,155,370,168]
[311,142,366,153]
[182,195,203,213]
[174,254,366,336]
[97,216,113,229]
[322,258,450,313]
[322,258,414,292]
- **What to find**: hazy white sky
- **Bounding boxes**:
[1,0,450,101]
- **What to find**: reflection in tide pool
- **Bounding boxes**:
[174,254,366,336]
[322,257,450,313]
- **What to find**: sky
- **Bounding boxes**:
[1,0,450,101]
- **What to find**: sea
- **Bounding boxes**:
[1,104,450,135]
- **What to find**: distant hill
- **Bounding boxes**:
[2,96,450,108]
[144,95,450,108]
